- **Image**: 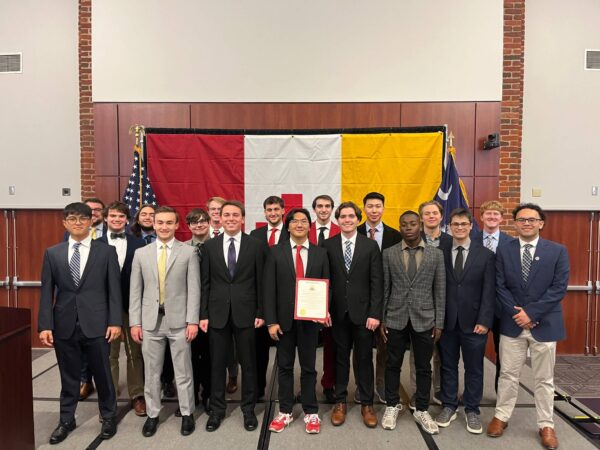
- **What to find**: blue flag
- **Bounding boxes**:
[122,143,158,216]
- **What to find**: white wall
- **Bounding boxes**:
[521,0,600,210]
[0,0,80,208]
[92,0,503,102]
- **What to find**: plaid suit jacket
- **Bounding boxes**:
[382,242,446,332]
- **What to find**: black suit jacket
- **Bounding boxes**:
[38,239,122,338]
[250,224,289,246]
[323,233,383,325]
[263,242,330,331]
[201,233,267,328]
[442,241,496,333]
[98,233,145,313]
[357,222,401,251]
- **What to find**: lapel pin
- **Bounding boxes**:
[535,256,540,261]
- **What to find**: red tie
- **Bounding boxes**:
[369,228,376,240]
[213,230,220,238]
[295,245,304,279]
[268,228,277,247]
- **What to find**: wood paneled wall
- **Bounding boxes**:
[93,102,502,210]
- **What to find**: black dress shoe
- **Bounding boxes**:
[205,413,223,432]
[243,411,258,431]
[175,408,182,418]
[323,388,336,404]
[100,417,117,440]
[49,420,76,445]
[181,415,196,436]
[142,417,159,437]
[201,397,212,414]
[162,381,177,398]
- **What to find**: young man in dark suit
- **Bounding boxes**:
[356,191,401,403]
[325,202,383,429]
[435,208,495,434]
[487,203,569,450]
[265,208,330,434]
[200,200,266,432]
[98,201,146,417]
[380,210,446,434]
[38,202,122,444]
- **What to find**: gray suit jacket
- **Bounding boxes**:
[129,239,201,330]
[382,242,446,332]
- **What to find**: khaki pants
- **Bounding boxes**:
[494,330,556,429]
[110,312,144,400]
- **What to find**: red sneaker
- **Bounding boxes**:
[304,414,321,434]
[269,413,293,433]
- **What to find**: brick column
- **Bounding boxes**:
[499,0,525,232]
[79,0,94,197]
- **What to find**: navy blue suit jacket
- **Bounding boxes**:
[442,242,496,333]
[496,238,570,342]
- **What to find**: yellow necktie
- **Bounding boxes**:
[91,228,97,240]
[158,244,167,305]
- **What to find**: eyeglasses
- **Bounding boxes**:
[90,208,103,213]
[289,219,309,225]
[450,222,470,228]
[188,219,208,226]
[65,216,92,224]
[515,218,542,224]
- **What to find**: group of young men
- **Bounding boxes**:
[39,192,568,450]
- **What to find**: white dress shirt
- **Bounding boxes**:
[341,232,358,259]
[365,222,384,250]
[156,238,175,264]
[68,235,92,278]
[519,236,539,260]
[291,239,309,276]
[107,230,127,270]
[223,231,242,267]
[315,220,333,240]
[269,222,284,244]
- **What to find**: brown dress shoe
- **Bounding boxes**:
[226,376,238,394]
[132,396,147,417]
[79,382,95,400]
[361,405,378,428]
[486,417,508,437]
[539,427,559,449]
[330,402,347,426]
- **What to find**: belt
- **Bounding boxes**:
[158,306,165,315]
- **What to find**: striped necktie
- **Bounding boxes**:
[522,244,533,283]
[70,242,81,287]
[485,235,495,252]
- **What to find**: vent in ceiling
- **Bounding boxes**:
[0,53,22,73]
[585,49,600,70]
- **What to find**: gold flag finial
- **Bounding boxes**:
[448,131,455,148]
[128,124,146,148]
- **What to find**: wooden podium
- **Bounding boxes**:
[0,307,34,449]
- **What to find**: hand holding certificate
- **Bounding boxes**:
[294,278,329,322]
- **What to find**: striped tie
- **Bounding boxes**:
[522,243,533,283]
[344,240,352,272]
[485,235,495,252]
[70,242,81,287]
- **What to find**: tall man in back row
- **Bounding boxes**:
[487,203,569,450]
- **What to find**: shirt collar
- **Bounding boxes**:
[341,232,358,246]
[366,222,383,233]
[269,222,283,232]
[291,239,309,250]
[224,231,242,242]
[452,238,471,251]
[402,239,425,250]
[316,220,331,230]
[483,229,500,240]
[69,234,92,248]
[519,236,539,248]
[157,237,175,249]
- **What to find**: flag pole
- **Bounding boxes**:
[129,124,146,209]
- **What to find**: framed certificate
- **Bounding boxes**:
[294,277,329,321]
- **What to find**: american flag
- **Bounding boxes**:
[122,144,158,215]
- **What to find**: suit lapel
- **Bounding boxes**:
[525,238,544,288]
[57,242,74,288]
[283,244,296,280]
[443,246,457,282]
[79,240,98,287]
[348,236,362,275]
[166,240,183,274]
[460,245,478,280]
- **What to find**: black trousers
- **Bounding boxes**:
[277,321,320,414]
[255,326,271,397]
[332,314,375,405]
[54,323,116,423]
[385,321,433,411]
[210,321,257,416]
[191,328,211,403]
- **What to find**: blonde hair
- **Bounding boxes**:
[479,200,504,215]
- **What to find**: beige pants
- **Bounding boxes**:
[494,330,556,429]
[110,312,144,400]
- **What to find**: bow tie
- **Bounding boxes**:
[111,232,126,239]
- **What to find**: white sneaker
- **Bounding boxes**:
[413,410,439,435]
[381,404,403,430]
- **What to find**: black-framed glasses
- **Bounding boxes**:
[188,219,208,226]
[65,216,92,224]
[450,222,470,228]
[515,218,542,224]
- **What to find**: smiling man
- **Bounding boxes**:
[487,204,569,450]
[131,204,157,244]
[129,206,200,437]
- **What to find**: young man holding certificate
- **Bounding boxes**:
[264,208,330,434]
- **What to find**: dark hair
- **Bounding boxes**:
[84,197,105,208]
[400,210,420,222]
[104,201,130,220]
[362,192,385,206]
[263,196,284,209]
[130,204,156,237]
[312,194,334,210]
[186,208,210,224]
[335,201,362,222]
[63,202,92,219]
[154,206,179,223]
[512,203,546,221]
[418,200,443,216]
[285,208,312,229]
[449,208,472,224]
[221,200,246,217]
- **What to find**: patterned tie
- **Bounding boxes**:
[369,228,376,240]
[454,246,464,279]
[213,230,220,238]
[144,234,154,244]
[318,226,327,247]
[344,240,352,272]
[407,247,417,281]
[522,243,533,283]
[70,242,81,287]
[268,228,277,247]
[485,235,495,252]
[295,245,304,279]
[158,244,167,305]
[227,237,237,278]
